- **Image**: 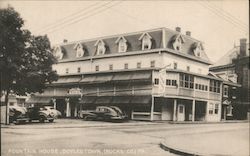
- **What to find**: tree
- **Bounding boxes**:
[0,6,58,124]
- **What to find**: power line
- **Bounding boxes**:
[110,7,160,28]
[205,0,248,29]
[197,1,248,33]
[35,1,102,33]
[38,1,117,34]
[44,1,123,34]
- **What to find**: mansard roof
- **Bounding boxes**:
[54,27,211,64]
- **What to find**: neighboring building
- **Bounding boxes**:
[28,27,239,122]
[210,38,249,120]
[0,93,28,124]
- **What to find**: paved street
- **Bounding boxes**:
[1,119,249,156]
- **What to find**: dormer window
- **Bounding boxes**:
[74,43,84,58]
[172,34,185,51]
[193,42,204,57]
[139,32,152,50]
[53,46,64,60]
[95,40,106,55]
[115,36,127,53]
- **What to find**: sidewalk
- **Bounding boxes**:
[1,118,160,129]
[160,127,249,156]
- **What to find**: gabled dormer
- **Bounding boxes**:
[193,42,204,57]
[139,32,152,50]
[94,39,106,55]
[53,46,64,60]
[74,43,85,58]
[172,34,185,51]
[115,36,127,53]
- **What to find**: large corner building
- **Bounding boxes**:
[28,27,240,122]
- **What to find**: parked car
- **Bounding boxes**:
[79,106,128,122]
[43,106,62,118]
[9,105,28,124]
[26,106,55,123]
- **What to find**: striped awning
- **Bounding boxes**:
[53,76,81,85]
[26,97,52,104]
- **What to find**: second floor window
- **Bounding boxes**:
[180,73,194,89]
[77,67,81,73]
[223,86,229,97]
[187,66,190,71]
[150,60,155,68]
[210,80,220,93]
[95,65,99,71]
[174,62,178,69]
[109,64,113,71]
[137,62,141,69]
[66,68,69,74]
[124,63,128,69]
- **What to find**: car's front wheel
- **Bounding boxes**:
[48,119,54,123]
[39,116,45,123]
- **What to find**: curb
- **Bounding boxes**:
[160,141,228,156]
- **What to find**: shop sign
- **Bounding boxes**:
[68,88,82,95]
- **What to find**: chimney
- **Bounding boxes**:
[239,38,247,57]
[63,39,68,43]
[186,31,191,36]
[175,27,181,32]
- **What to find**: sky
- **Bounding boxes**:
[1,0,249,63]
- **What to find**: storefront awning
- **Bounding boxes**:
[80,76,96,84]
[131,71,152,80]
[94,74,113,83]
[53,76,81,84]
[131,96,152,104]
[26,97,52,104]
[112,73,133,81]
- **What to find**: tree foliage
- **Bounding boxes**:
[0,6,58,96]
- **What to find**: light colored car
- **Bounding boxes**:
[43,106,61,118]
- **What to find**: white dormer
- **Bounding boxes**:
[74,43,84,58]
[53,46,64,60]
[139,32,152,50]
[94,40,106,55]
[172,34,185,51]
[115,36,127,53]
[193,42,204,57]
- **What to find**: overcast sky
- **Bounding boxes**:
[1,0,249,63]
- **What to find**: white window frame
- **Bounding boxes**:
[95,40,106,55]
[139,33,152,50]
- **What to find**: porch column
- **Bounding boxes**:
[150,96,154,121]
[74,104,78,117]
[192,99,195,122]
[65,98,71,117]
[173,99,177,121]
[52,98,56,109]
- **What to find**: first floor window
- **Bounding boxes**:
[214,104,219,114]
[209,103,214,114]
[172,80,177,86]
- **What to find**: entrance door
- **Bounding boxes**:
[177,104,185,121]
